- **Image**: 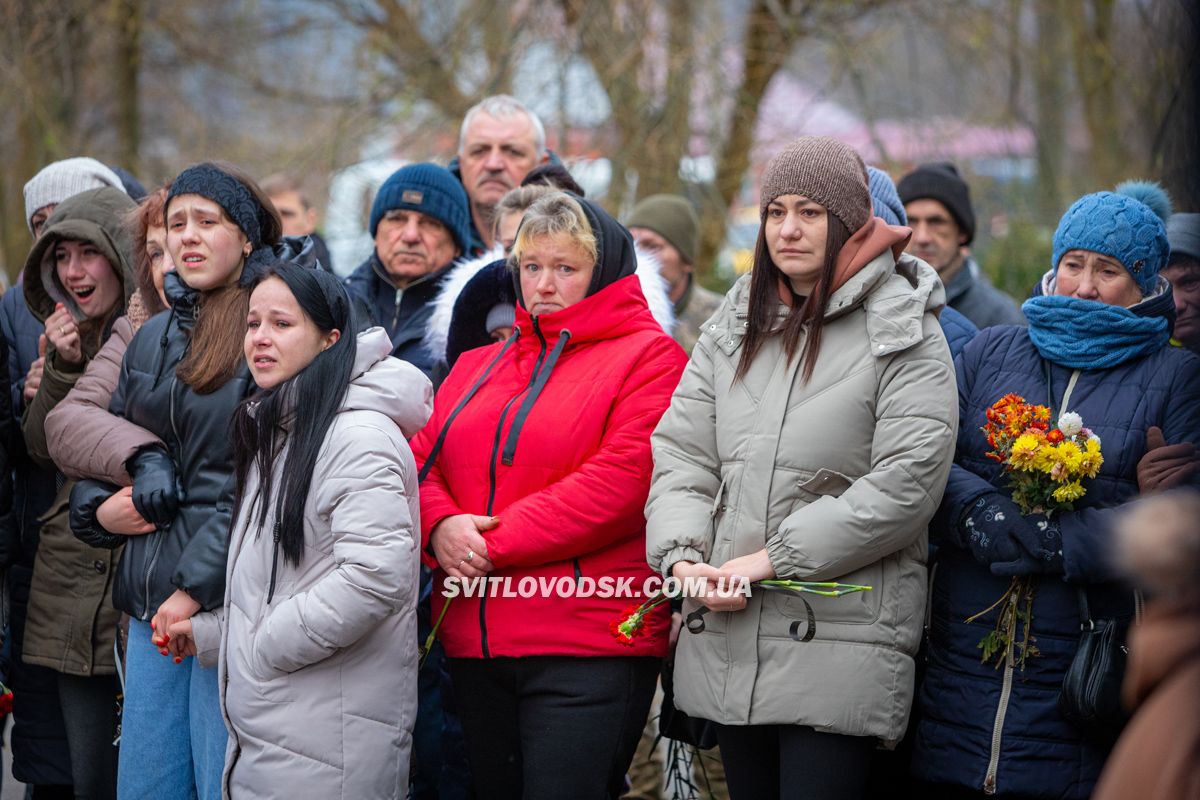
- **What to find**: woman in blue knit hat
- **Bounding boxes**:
[911,183,1200,799]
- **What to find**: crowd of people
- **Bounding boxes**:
[0,93,1196,800]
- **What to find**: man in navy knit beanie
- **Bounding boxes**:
[344,162,470,377]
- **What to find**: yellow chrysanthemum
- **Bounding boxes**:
[1054,441,1085,475]
[1010,433,1042,468]
[1052,480,1086,503]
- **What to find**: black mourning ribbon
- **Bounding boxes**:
[683,584,817,643]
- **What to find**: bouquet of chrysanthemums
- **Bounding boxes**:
[969,393,1104,668]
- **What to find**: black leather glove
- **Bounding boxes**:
[992,512,1064,577]
[70,479,125,550]
[126,446,178,527]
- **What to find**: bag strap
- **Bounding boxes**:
[1042,359,1081,418]
[1075,587,1093,631]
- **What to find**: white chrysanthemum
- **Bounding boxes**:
[1058,411,1083,437]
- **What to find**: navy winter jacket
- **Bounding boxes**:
[912,295,1200,798]
[0,285,73,786]
[939,305,978,361]
[344,255,450,379]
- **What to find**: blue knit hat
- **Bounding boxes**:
[867,166,906,227]
[1052,181,1172,294]
[369,163,471,254]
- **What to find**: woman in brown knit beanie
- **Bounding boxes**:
[646,136,958,799]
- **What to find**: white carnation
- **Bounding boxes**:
[1058,411,1083,437]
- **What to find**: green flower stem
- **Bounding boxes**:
[420,596,454,668]
[758,580,874,596]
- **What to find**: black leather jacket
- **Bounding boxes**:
[71,272,252,620]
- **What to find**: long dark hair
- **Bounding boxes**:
[231,262,358,568]
[735,211,851,383]
[175,162,283,394]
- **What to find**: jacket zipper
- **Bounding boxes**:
[266,521,281,605]
[144,376,181,619]
[478,317,548,658]
[392,288,404,331]
[983,637,1017,794]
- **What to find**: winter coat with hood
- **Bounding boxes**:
[421,246,676,370]
[645,218,959,743]
[19,186,136,676]
[912,275,1200,799]
[188,328,432,800]
[70,268,256,620]
[410,198,689,660]
[20,187,137,468]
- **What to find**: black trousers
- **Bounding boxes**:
[715,723,876,800]
[447,656,659,800]
[57,673,119,800]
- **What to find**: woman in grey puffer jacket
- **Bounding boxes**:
[645,138,958,799]
[174,263,432,799]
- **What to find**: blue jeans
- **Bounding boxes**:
[117,619,226,800]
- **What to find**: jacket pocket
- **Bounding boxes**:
[794,468,855,503]
[759,559,884,633]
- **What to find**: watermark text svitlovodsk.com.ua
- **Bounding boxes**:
[441,575,751,599]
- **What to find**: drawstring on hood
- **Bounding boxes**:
[501,329,571,465]
[418,329,521,482]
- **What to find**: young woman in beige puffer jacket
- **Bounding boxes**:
[645,137,958,800]
[174,263,432,799]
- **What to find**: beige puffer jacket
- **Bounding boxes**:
[190,327,433,800]
[646,232,958,743]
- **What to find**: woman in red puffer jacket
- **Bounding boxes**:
[411,190,687,800]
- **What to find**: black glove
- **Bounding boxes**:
[126,446,178,527]
[992,512,1064,577]
[958,493,1024,567]
[70,479,125,550]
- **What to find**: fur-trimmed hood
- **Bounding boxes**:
[423,245,675,367]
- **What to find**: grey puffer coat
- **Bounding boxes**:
[190,327,432,800]
[646,224,958,742]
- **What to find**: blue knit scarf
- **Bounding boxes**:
[1022,294,1169,369]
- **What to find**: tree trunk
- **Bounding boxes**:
[696,0,793,277]
[632,0,693,200]
[1068,0,1129,187]
[1032,0,1067,216]
[113,0,141,173]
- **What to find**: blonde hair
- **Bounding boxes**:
[509,192,597,269]
[493,184,556,239]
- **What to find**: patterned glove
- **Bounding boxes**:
[959,493,1024,566]
[991,512,1064,577]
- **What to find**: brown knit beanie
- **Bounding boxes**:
[759,137,871,234]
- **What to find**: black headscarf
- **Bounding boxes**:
[511,193,637,308]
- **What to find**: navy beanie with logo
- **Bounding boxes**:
[369,163,471,254]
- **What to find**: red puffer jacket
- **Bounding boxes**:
[412,274,688,659]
